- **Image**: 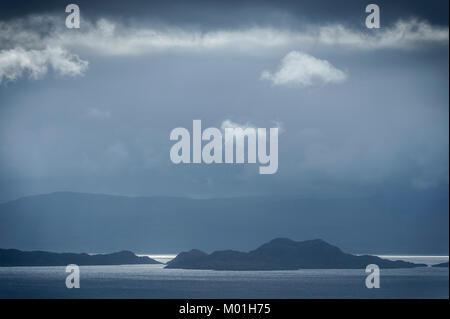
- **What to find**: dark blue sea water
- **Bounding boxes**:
[0,264,448,298]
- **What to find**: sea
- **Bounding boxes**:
[0,255,448,298]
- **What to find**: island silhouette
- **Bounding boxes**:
[166,238,427,270]
[433,261,449,267]
[0,249,160,267]
[0,238,433,269]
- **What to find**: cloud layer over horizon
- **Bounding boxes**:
[0,14,448,83]
[0,1,448,202]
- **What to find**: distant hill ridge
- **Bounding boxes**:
[166,238,427,270]
[0,191,448,254]
[432,261,449,267]
[0,248,160,266]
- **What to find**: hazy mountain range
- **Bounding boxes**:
[0,192,448,254]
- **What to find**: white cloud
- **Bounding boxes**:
[261,51,347,87]
[220,120,260,146]
[221,119,257,130]
[0,46,88,83]
[317,19,449,49]
[1,15,447,54]
[58,18,449,54]
[221,119,283,131]
[0,15,448,83]
[59,18,449,54]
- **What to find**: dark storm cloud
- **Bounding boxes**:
[0,0,448,203]
[0,0,448,27]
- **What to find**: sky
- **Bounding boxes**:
[0,0,448,202]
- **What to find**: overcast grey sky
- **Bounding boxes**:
[0,0,448,202]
